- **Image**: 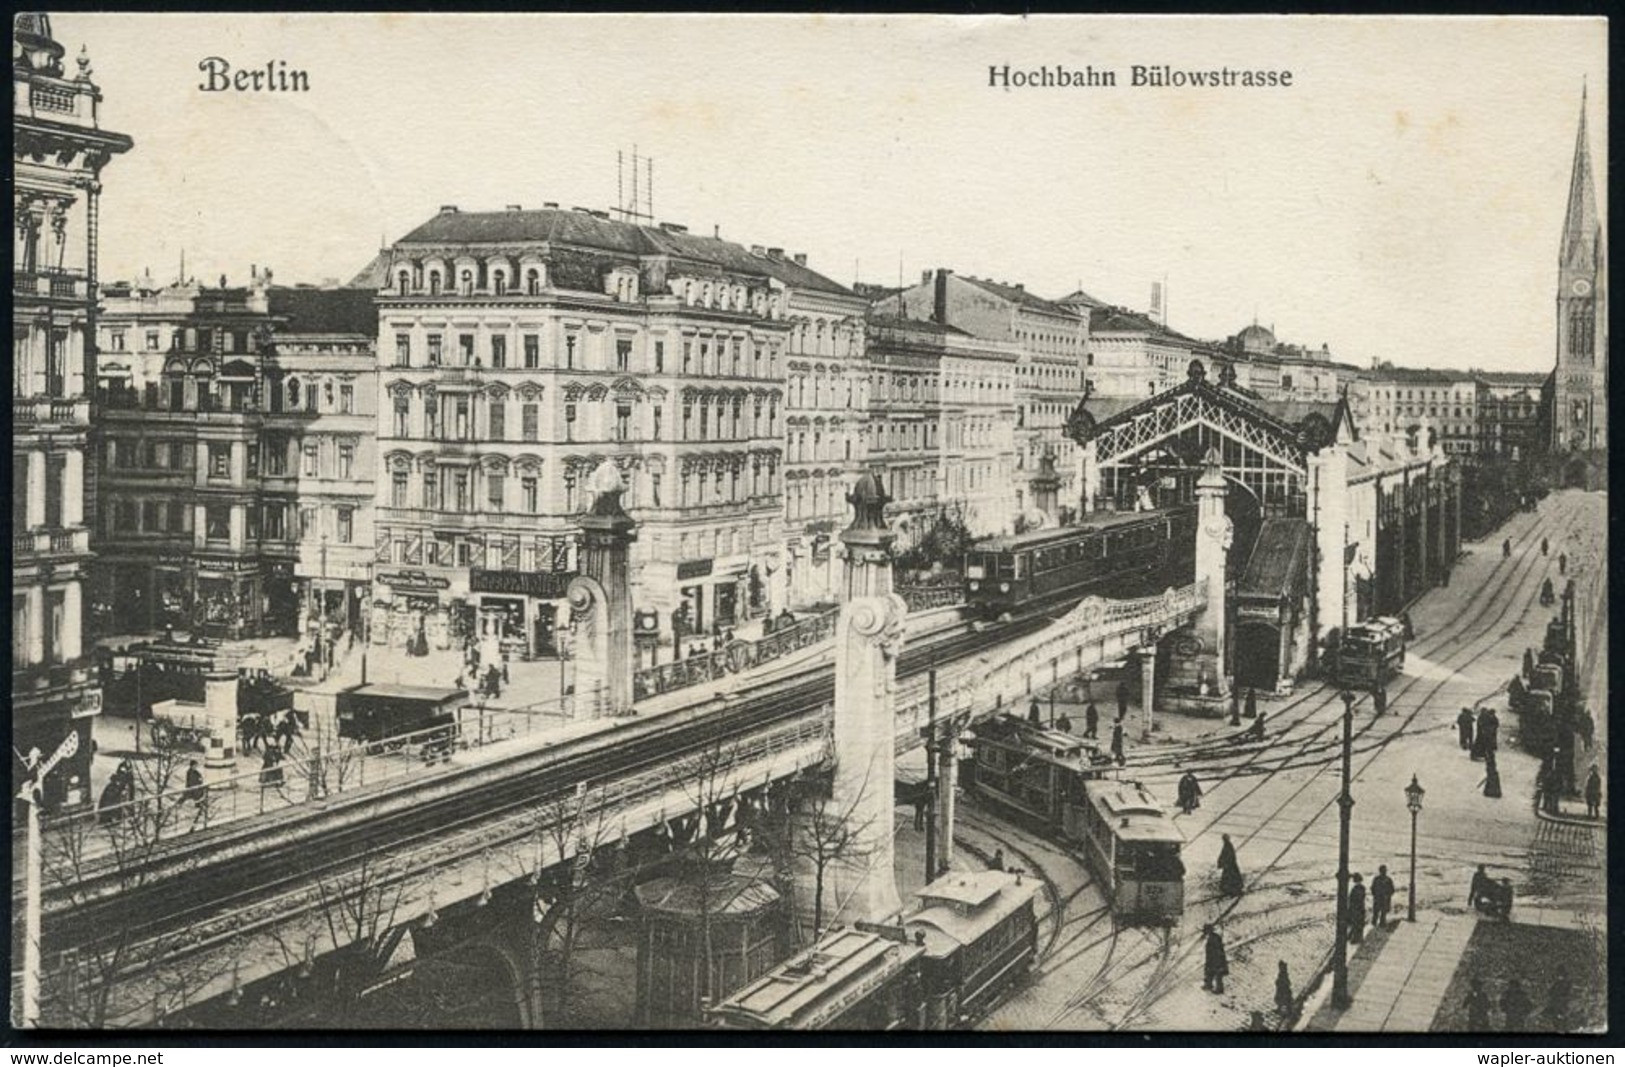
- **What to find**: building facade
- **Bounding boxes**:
[774,250,869,610]
[1348,365,1477,456]
[1473,371,1545,460]
[14,13,132,808]
[373,206,852,660]
[95,279,378,643]
[880,270,1088,517]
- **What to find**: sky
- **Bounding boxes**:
[56,13,1607,374]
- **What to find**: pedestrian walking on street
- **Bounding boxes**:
[1479,706,1500,756]
[1373,685,1388,716]
[1116,681,1129,720]
[1457,707,1475,750]
[1400,611,1414,641]
[1484,749,1503,799]
[1274,961,1296,1022]
[277,710,300,755]
[1584,764,1602,819]
[1202,924,1229,994]
[1466,979,1492,1030]
[1559,552,1568,576]
[1244,687,1258,719]
[1371,865,1395,928]
[1217,833,1244,896]
[1248,708,1266,743]
[1028,697,1043,726]
[1541,537,1549,557]
[1503,538,1512,560]
[1110,721,1126,765]
[1084,701,1099,739]
[1177,771,1203,815]
[1347,873,1367,944]
[1544,968,1572,1031]
[1501,979,1533,1031]
[183,760,206,806]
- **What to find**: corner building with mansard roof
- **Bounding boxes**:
[374,205,858,661]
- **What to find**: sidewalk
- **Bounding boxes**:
[1307,912,1478,1032]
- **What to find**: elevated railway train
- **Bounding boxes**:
[967,715,1185,924]
[962,505,1196,620]
[708,870,1039,1031]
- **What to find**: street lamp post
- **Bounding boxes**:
[1405,773,1425,922]
[19,731,79,1028]
[1331,689,1357,1008]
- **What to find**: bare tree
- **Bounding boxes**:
[33,745,233,1027]
[524,783,617,1026]
[786,769,879,939]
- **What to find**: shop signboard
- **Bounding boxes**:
[470,568,577,599]
[677,558,713,581]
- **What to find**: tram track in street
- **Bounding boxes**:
[1019,501,1571,1029]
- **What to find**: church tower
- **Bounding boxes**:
[1551,85,1607,455]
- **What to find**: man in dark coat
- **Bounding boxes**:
[1110,721,1126,765]
[1370,865,1395,927]
[1503,538,1512,559]
[1540,537,1549,557]
[1478,706,1499,756]
[1248,708,1266,743]
[1244,687,1258,719]
[1347,873,1367,944]
[1457,707,1476,750]
[1084,701,1099,739]
[1501,979,1533,1031]
[1558,552,1567,575]
[1466,979,1492,1029]
[1373,685,1388,716]
[1584,765,1602,819]
[1028,697,1043,726]
[1217,833,1244,896]
[1274,961,1295,1022]
[1177,771,1203,814]
[1202,925,1229,993]
[1468,864,1494,909]
[1056,712,1073,734]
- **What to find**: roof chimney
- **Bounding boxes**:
[751,245,766,256]
[767,247,783,259]
[793,253,807,267]
[921,270,932,285]
[506,204,523,211]
[543,201,559,209]
[439,204,458,214]
[572,206,593,214]
[933,268,951,325]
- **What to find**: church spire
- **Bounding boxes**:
[1561,84,1602,272]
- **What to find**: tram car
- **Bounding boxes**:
[1074,779,1186,923]
[963,505,1195,620]
[964,714,1113,832]
[903,869,1041,1028]
[967,715,1185,924]
[1336,616,1407,688]
[335,683,467,755]
[706,927,926,1030]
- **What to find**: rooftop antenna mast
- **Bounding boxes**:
[614,146,655,224]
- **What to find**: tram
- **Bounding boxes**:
[335,683,466,755]
[1336,616,1407,688]
[708,870,1038,1031]
[904,869,1040,1027]
[963,505,1195,620]
[967,714,1185,924]
[1074,780,1186,923]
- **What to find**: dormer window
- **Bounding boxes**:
[526,268,541,296]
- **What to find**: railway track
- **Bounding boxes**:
[27,594,1088,969]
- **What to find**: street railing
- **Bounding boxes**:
[897,584,963,613]
[35,700,578,861]
[631,608,839,700]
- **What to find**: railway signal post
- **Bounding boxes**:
[1332,689,1357,1008]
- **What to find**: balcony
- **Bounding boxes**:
[14,268,90,302]
[13,527,92,561]
[13,397,90,427]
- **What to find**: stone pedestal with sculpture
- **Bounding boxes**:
[566,460,638,718]
[827,470,907,924]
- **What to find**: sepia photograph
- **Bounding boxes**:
[10,11,1609,1038]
